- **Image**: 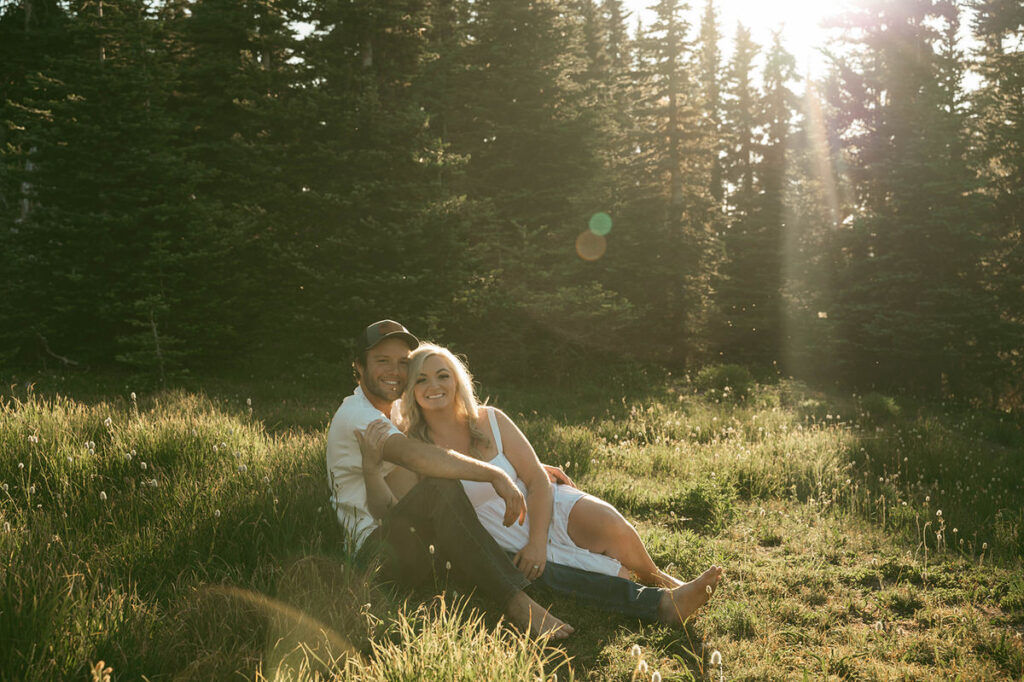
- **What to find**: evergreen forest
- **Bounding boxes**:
[2,0,1022,404]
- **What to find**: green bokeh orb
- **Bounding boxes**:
[588,212,613,236]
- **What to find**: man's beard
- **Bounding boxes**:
[364,375,404,403]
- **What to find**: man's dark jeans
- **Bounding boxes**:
[367,477,529,606]
[365,476,662,622]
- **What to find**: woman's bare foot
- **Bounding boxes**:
[657,565,723,624]
[652,569,684,589]
[623,566,684,589]
[506,591,575,640]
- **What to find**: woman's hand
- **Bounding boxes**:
[490,471,527,526]
[543,464,577,488]
[513,541,547,580]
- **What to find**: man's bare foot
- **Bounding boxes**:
[657,565,723,624]
[506,591,575,640]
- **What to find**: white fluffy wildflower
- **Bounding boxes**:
[237,464,247,474]
[710,650,722,666]
[99,491,107,501]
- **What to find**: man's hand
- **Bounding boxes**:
[513,540,547,580]
[491,471,527,526]
[543,464,577,488]
[355,418,392,471]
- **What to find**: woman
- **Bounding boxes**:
[396,343,709,590]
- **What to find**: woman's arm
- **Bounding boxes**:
[493,408,554,579]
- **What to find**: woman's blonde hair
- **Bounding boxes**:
[400,343,490,456]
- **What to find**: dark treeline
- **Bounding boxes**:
[1,0,1021,404]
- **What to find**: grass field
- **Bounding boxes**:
[1,368,1022,680]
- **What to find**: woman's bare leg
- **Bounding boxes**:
[566,495,683,588]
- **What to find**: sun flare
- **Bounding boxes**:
[628,0,851,77]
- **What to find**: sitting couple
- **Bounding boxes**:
[327,320,723,638]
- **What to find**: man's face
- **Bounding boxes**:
[357,337,411,404]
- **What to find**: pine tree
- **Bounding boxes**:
[697,0,724,204]
[428,0,638,378]
[252,0,481,368]
[712,23,759,363]
[0,0,70,366]
[969,0,1024,400]
[613,0,718,365]
[602,0,631,78]
[824,0,1003,395]
[720,23,758,214]
[0,0,214,376]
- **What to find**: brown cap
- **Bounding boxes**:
[356,319,419,353]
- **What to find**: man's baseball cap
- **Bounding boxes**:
[356,320,419,353]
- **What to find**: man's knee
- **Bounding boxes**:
[420,477,463,499]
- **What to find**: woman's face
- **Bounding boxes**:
[413,354,457,413]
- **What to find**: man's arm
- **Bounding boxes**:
[382,431,526,527]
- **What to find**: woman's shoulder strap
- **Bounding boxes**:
[486,406,504,453]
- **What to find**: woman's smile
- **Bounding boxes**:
[414,354,457,410]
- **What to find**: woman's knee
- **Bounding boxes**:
[579,498,637,545]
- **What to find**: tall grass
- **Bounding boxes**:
[2,374,1021,680]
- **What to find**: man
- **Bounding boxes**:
[327,319,573,638]
[327,320,719,636]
